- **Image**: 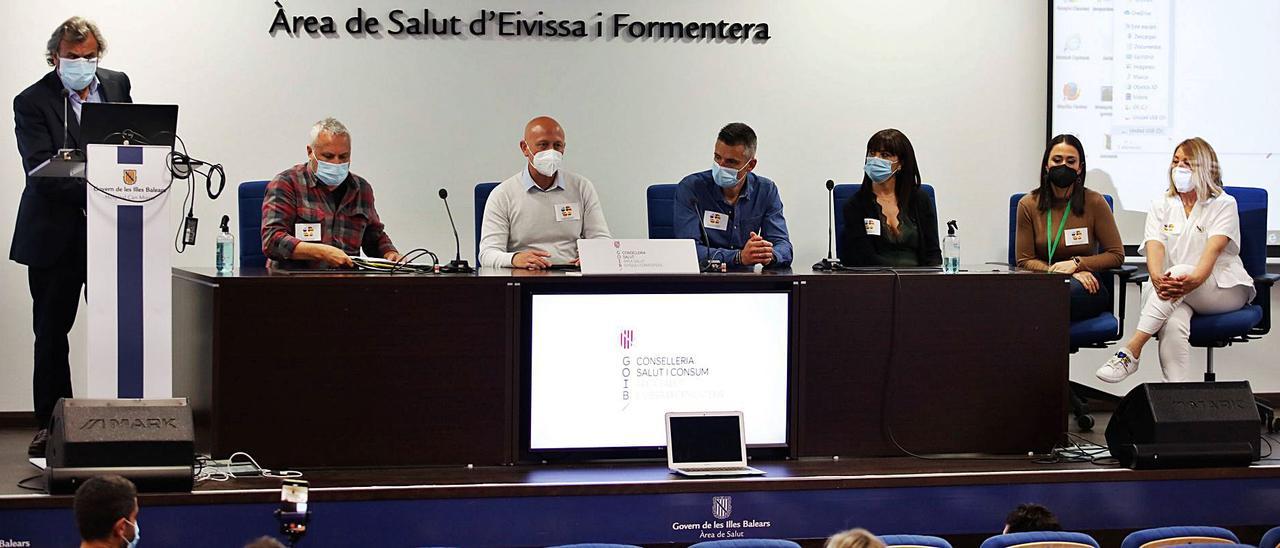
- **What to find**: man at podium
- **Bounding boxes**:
[261,117,402,269]
[10,17,132,457]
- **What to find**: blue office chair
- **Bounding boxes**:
[473,182,500,264]
[1007,192,1133,429]
[547,544,642,548]
[832,183,937,260]
[1259,525,1280,548]
[879,534,952,548]
[237,180,270,269]
[689,541,800,548]
[979,531,1100,548]
[647,183,678,239]
[1120,526,1239,548]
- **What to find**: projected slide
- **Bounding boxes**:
[528,292,789,450]
[1052,0,1280,241]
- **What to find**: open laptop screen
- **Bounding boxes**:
[670,415,743,464]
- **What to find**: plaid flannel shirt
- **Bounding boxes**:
[261,163,396,268]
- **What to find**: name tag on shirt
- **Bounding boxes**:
[864,218,881,236]
[1065,227,1089,246]
[703,210,730,231]
[555,202,581,222]
[296,222,321,242]
[1161,222,1182,235]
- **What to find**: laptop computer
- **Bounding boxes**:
[665,411,765,477]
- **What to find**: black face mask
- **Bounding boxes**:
[1047,165,1078,189]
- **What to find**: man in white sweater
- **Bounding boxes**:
[479,116,611,269]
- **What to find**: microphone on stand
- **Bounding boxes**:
[813,179,844,271]
[438,188,474,273]
[56,90,81,161]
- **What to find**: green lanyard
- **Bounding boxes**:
[1045,208,1070,264]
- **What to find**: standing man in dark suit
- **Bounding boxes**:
[11,16,132,457]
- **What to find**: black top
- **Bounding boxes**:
[838,186,942,267]
[10,69,133,268]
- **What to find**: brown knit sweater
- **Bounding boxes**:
[1015,188,1124,272]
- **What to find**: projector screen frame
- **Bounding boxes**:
[516,280,796,463]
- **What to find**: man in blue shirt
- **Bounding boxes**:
[673,123,793,268]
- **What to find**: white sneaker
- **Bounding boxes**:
[1096,349,1139,383]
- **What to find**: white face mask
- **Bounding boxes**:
[529,149,563,178]
[1172,166,1195,193]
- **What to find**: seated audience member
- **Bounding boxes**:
[74,475,139,548]
[673,122,793,268]
[1015,134,1124,321]
[826,528,887,548]
[1097,137,1256,382]
[479,116,610,269]
[839,129,941,267]
[1003,503,1062,534]
[245,536,287,548]
[261,117,400,269]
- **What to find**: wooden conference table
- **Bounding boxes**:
[172,265,1069,468]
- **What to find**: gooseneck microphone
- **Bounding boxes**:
[56,89,78,160]
[813,179,845,271]
[438,188,474,273]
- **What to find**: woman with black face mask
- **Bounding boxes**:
[1015,134,1124,321]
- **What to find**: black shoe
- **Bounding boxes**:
[27,429,49,458]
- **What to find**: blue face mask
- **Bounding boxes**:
[711,162,747,189]
[125,519,140,548]
[313,158,349,187]
[864,156,896,184]
[58,57,97,91]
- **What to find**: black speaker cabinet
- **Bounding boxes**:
[45,398,195,494]
[1105,382,1260,469]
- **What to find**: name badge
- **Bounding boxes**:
[555,202,581,222]
[1065,227,1089,246]
[1161,222,1182,235]
[864,218,881,236]
[296,222,322,242]
[703,210,730,231]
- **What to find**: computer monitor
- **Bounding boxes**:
[81,103,178,147]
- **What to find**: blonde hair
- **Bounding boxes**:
[825,528,886,548]
[1168,137,1223,201]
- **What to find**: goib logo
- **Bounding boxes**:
[712,496,733,519]
[620,329,634,350]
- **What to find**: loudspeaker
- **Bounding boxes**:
[1105,382,1260,469]
[45,398,195,494]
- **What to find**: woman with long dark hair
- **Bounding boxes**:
[839,128,941,266]
[1015,134,1124,320]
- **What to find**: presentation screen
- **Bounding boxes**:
[1050,0,1280,244]
[528,292,790,451]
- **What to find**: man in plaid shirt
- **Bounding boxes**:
[261,118,400,269]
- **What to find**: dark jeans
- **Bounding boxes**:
[1069,275,1111,322]
[28,257,85,428]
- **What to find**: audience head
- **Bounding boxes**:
[244,536,288,548]
[1036,133,1087,214]
[1003,503,1062,534]
[825,527,886,548]
[859,128,921,208]
[521,116,566,178]
[713,122,758,189]
[307,117,352,187]
[74,475,139,547]
[1169,137,1223,201]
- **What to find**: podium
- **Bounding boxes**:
[84,144,173,398]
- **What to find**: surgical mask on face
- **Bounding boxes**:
[313,157,349,187]
[1048,165,1078,189]
[529,149,563,178]
[711,162,747,188]
[58,57,97,91]
[1172,166,1195,193]
[864,156,895,184]
[124,519,140,548]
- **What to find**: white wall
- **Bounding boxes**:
[0,1,1274,413]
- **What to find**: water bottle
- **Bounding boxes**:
[942,220,960,274]
[216,214,235,273]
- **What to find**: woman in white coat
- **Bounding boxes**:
[1096,137,1256,382]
